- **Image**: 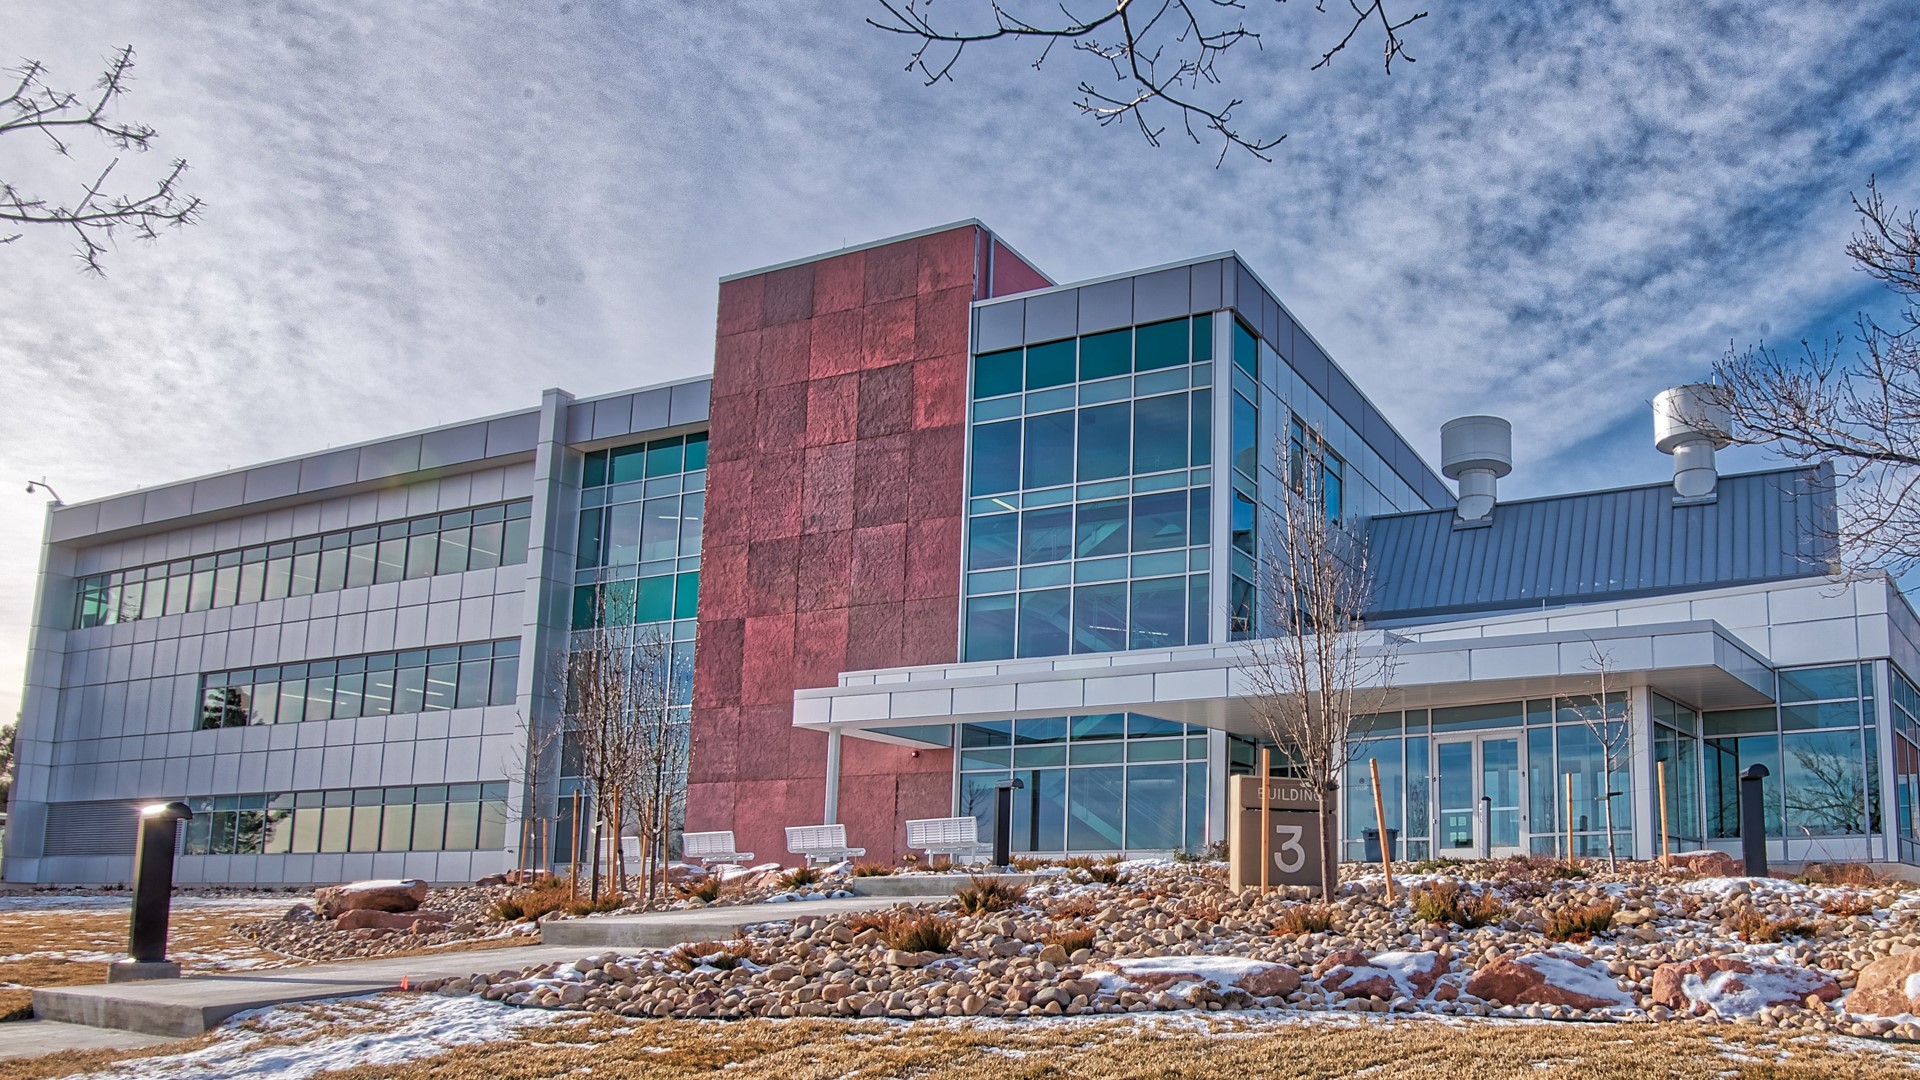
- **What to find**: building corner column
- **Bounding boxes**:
[1628,685,1657,861]
[513,387,577,871]
[823,727,843,825]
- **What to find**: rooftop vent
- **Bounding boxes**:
[1440,415,1513,523]
[1653,385,1733,500]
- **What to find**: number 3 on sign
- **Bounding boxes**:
[1271,823,1307,873]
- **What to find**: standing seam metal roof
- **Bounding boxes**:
[1364,465,1837,620]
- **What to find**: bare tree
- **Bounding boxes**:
[1711,178,1920,574]
[501,707,565,879]
[1241,426,1396,892]
[1565,647,1633,870]
[868,0,1426,164]
[2,45,202,274]
[563,597,684,906]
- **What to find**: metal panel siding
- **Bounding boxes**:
[1365,466,1835,620]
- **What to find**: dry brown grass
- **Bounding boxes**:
[1727,903,1808,944]
[1821,894,1877,918]
[17,1004,1913,1080]
[1544,901,1617,943]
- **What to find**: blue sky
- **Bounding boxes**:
[3,2,1919,726]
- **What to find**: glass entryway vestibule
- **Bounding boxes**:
[1433,734,1525,858]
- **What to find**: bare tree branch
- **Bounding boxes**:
[1240,425,1397,891]
[1711,178,1920,576]
[0,45,202,274]
[868,0,1427,165]
[1567,647,1634,870]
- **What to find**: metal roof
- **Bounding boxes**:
[1364,465,1838,621]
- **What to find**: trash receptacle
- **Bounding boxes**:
[1362,828,1400,863]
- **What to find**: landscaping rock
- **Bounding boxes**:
[1840,951,1920,1017]
[336,908,452,933]
[1465,952,1632,1010]
[1649,957,1839,1017]
[313,878,429,919]
[1312,949,1446,1000]
[1668,851,1739,877]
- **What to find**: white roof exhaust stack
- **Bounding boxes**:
[1440,415,1513,524]
[1653,384,1733,500]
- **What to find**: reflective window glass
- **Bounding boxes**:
[1076,402,1130,481]
[1131,491,1187,551]
[1129,577,1186,650]
[1025,340,1075,390]
[1016,589,1070,658]
[1075,499,1128,558]
[1023,409,1074,490]
[964,595,1016,661]
[1072,582,1127,654]
[1020,507,1073,565]
[1133,393,1187,474]
[971,420,1022,496]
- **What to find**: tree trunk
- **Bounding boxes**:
[1603,791,1617,871]
[1318,783,1340,896]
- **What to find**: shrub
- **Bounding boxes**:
[1411,879,1504,928]
[852,862,895,878]
[1821,894,1876,917]
[1009,856,1052,872]
[1727,903,1806,943]
[1271,903,1335,936]
[778,865,822,891]
[1059,856,1126,885]
[1795,862,1887,888]
[667,939,754,971]
[676,876,725,903]
[566,892,627,917]
[843,910,896,935]
[492,880,581,923]
[1544,901,1616,942]
[1043,925,1097,955]
[955,874,1024,915]
[881,912,956,953]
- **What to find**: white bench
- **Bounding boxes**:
[906,816,992,865]
[620,835,642,865]
[785,824,865,865]
[682,830,754,865]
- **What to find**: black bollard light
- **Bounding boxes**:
[111,801,192,983]
[1738,763,1770,878]
[991,778,1025,869]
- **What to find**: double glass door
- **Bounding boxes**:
[1434,734,1524,858]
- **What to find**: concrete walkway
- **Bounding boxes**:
[32,945,594,1039]
[26,889,955,1042]
[0,1019,177,1062]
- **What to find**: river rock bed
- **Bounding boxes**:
[424,859,1920,1040]
[231,884,534,961]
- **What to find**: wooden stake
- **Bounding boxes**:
[570,789,582,900]
[1369,756,1394,903]
[540,818,550,880]
[1657,759,1670,866]
[1259,746,1272,896]
[1564,772,1574,861]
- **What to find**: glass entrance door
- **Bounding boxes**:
[1433,735,1525,858]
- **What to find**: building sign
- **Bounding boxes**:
[1227,774,1324,893]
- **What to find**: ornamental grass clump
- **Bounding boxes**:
[675,875,725,903]
[1727,903,1806,943]
[667,939,755,971]
[852,863,895,878]
[881,912,956,954]
[954,874,1023,915]
[1271,902,1335,936]
[1043,924,1097,955]
[1411,879,1504,929]
[1544,900,1616,942]
[777,866,822,891]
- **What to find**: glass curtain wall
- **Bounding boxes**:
[1704,664,1879,848]
[955,714,1209,854]
[1652,694,1704,848]
[964,317,1214,661]
[1894,667,1920,863]
[198,640,520,728]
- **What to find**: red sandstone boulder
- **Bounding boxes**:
[1465,952,1632,1010]
[1236,964,1303,998]
[335,908,452,933]
[1838,952,1920,1017]
[1650,957,1839,1017]
[313,878,429,919]
[1668,850,1740,877]
[1312,949,1446,1000]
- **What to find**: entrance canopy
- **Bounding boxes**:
[793,620,1775,747]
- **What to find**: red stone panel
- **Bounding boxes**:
[795,530,852,612]
[812,251,866,315]
[862,297,917,370]
[760,322,812,388]
[856,365,915,440]
[849,523,908,607]
[989,239,1052,297]
[800,443,856,534]
[852,434,912,529]
[693,224,1047,866]
[803,374,859,447]
[762,264,815,325]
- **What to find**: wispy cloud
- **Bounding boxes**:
[2,1,1917,724]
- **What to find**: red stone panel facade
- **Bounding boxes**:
[688,225,1048,865]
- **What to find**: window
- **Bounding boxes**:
[197,640,520,728]
[1077,402,1131,481]
[182,783,509,855]
[72,500,534,629]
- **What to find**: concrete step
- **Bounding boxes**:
[848,872,1039,898]
[0,1019,177,1062]
[537,895,900,949]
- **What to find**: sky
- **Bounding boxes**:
[3,1,1919,729]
